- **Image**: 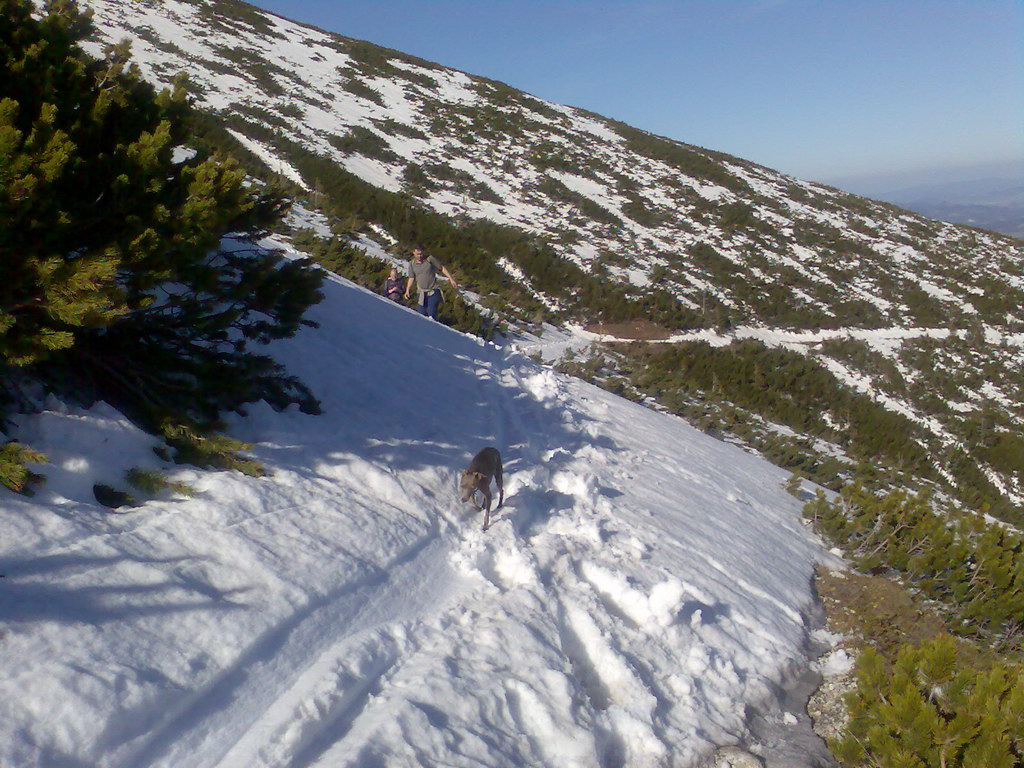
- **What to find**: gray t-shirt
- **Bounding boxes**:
[407,255,443,293]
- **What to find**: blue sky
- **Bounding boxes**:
[246,1,1023,186]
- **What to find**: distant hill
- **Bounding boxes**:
[835,168,1024,239]
[897,201,1022,239]
[64,0,1024,524]
[883,176,1023,238]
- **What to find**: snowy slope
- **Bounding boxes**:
[0,238,833,767]
[57,0,1024,518]
[67,0,1018,323]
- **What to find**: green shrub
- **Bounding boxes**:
[400,162,435,192]
[277,101,304,120]
[609,121,749,193]
[373,117,428,140]
[621,197,666,227]
[212,45,288,96]
[805,484,1024,644]
[327,125,397,162]
[537,177,622,228]
[341,76,385,106]
[832,637,1023,767]
[627,341,933,476]
[196,0,285,39]
[718,201,767,235]
[235,102,291,130]
[0,441,47,494]
[161,422,265,477]
[126,467,196,498]
[1,0,323,488]
[342,38,441,85]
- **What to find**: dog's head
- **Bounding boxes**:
[459,470,483,503]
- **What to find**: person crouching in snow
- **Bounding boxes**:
[404,246,457,321]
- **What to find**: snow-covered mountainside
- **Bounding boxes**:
[70,0,1017,319]
[63,0,1024,523]
[0,228,837,767]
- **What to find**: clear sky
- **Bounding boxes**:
[245,0,1023,186]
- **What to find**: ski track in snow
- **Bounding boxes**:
[1,263,830,768]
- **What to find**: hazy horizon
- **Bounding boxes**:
[823,157,1024,196]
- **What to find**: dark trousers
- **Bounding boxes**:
[418,289,441,320]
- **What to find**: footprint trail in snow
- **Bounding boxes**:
[0,273,830,768]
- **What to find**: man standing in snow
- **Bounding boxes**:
[404,246,458,321]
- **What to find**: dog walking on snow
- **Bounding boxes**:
[459,447,503,530]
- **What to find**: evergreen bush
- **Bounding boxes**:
[0,441,47,494]
[832,637,1023,767]
[211,44,288,96]
[126,467,195,499]
[327,125,397,162]
[609,121,750,193]
[805,484,1024,646]
[341,76,385,106]
[0,0,323,491]
[626,341,933,476]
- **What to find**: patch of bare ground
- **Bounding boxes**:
[815,566,948,656]
[808,566,946,746]
[585,319,674,340]
[808,565,1002,749]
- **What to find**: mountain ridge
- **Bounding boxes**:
[65,0,1024,522]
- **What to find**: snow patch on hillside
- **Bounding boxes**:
[227,129,308,189]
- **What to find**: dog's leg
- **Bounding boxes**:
[481,488,491,530]
[495,456,504,509]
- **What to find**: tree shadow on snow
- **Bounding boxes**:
[247,344,620,490]
[0,551,249,625]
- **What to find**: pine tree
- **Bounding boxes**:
[1,0,323,492]
[0,441,47,494]
[833,637,1023,768]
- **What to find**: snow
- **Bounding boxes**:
[562,323,955,355]
[0,242,834,767]
[918,279,978,315]
[227,129,309,190]
[341,155,404,192]
[814,648,854,678]
[548,104,623,143]
[519,323,598,364]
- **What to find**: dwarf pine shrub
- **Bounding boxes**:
[126,468,196,499]
[341,76,385,107]
[1,0,323,491]
[328,125,397,162]
[831,636,1023,767]
[0,442,47,494]
[161,422,264,478]
[805,484,1024,646]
